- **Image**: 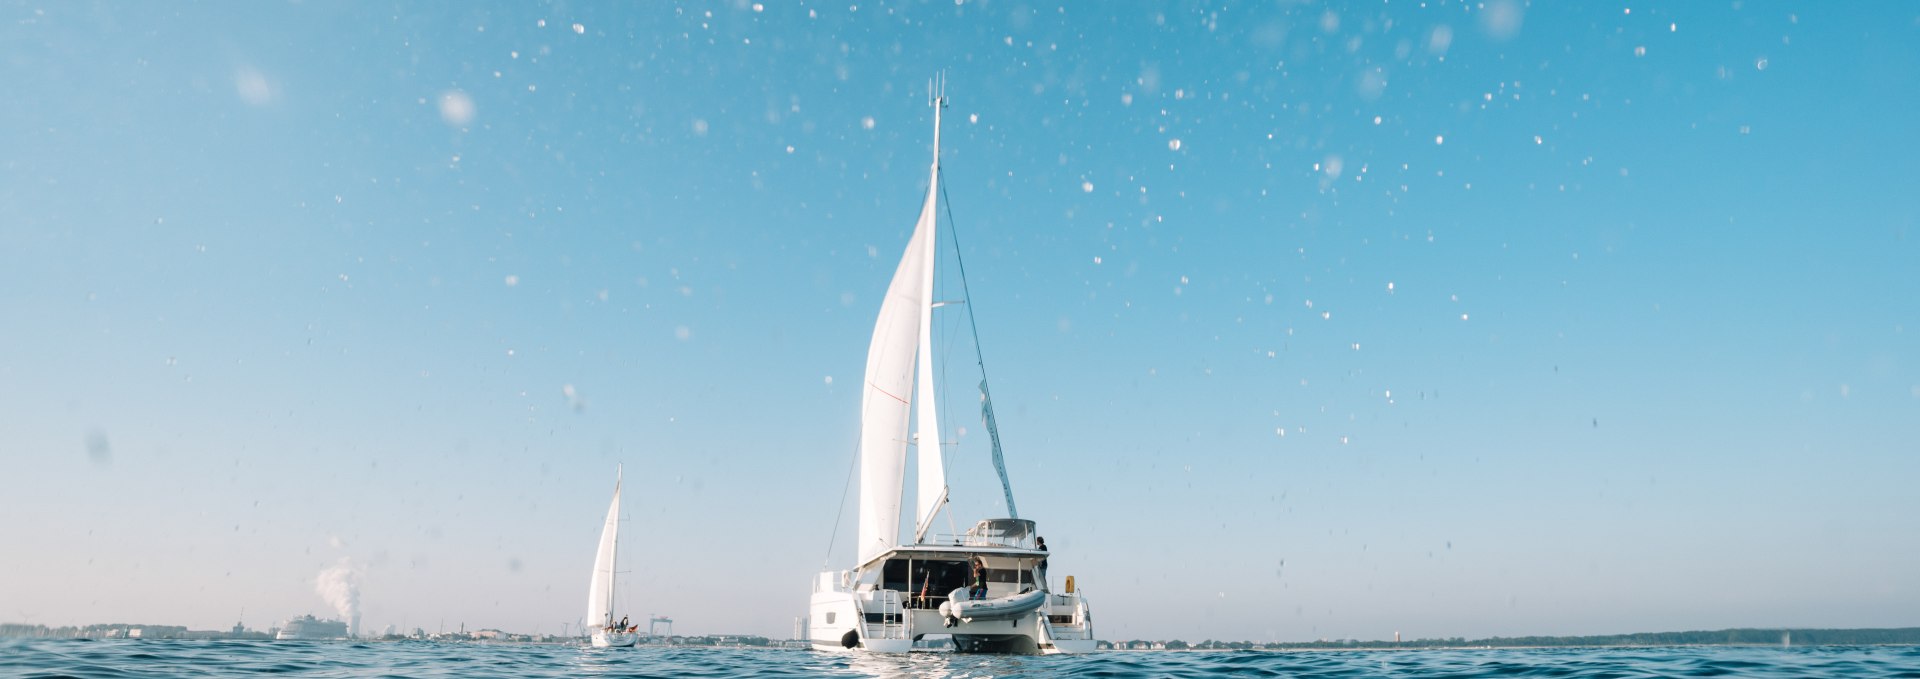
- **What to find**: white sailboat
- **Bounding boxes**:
[587,466,639,648]
[807,81,1096,655]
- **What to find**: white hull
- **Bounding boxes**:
[808,560,1094,655]
[1047,639,1098,654]
[590,631,639,647]
[805,601,1092,655]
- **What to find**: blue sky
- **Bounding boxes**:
[2,1,1916,642]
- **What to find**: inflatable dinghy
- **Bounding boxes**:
[939,587,1048,626]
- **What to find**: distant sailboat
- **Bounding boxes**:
[806,79,1096,655]
[588,466,639,648]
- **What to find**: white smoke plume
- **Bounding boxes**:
[315,557,362,638]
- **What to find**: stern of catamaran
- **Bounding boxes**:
[807,519,1094,654]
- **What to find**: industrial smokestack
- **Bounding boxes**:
[315,557,361,638]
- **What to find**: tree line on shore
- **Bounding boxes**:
[1098,627,1920,651]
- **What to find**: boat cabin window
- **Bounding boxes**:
[879,559,912,593]
[985,568,1029,585]
[879,558,980,608]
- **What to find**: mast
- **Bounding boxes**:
[608,464,620,625]
[856,78,946,566]
[912,77,949,544]
[927,77,1019,519]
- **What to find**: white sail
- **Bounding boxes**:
[856,206,928,565]
[859,103,946,565]
[586,472,621,629]
[911,102,948,544]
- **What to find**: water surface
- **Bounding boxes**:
[4,640,1917,677]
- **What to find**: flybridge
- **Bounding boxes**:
[855,519,1046,570]
[953,518,1038,549]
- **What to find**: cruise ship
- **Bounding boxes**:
[275,615,350,640]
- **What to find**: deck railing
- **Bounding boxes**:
[926,532,1035,550]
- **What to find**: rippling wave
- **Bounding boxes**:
[3,640,1918,678]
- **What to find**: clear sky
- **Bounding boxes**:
[2,1,1916,643]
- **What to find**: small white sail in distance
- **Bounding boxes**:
[586,466,622,631]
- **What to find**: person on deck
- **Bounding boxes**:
[1036,536,1050,591]
[969,559,989,600]
[617,615,629,633]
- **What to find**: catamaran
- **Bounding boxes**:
[587,466,639,648]
[807,82,1096,655]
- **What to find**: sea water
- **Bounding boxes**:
[3,640,1918,677]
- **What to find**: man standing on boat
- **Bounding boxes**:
[1036,536,1050,591]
